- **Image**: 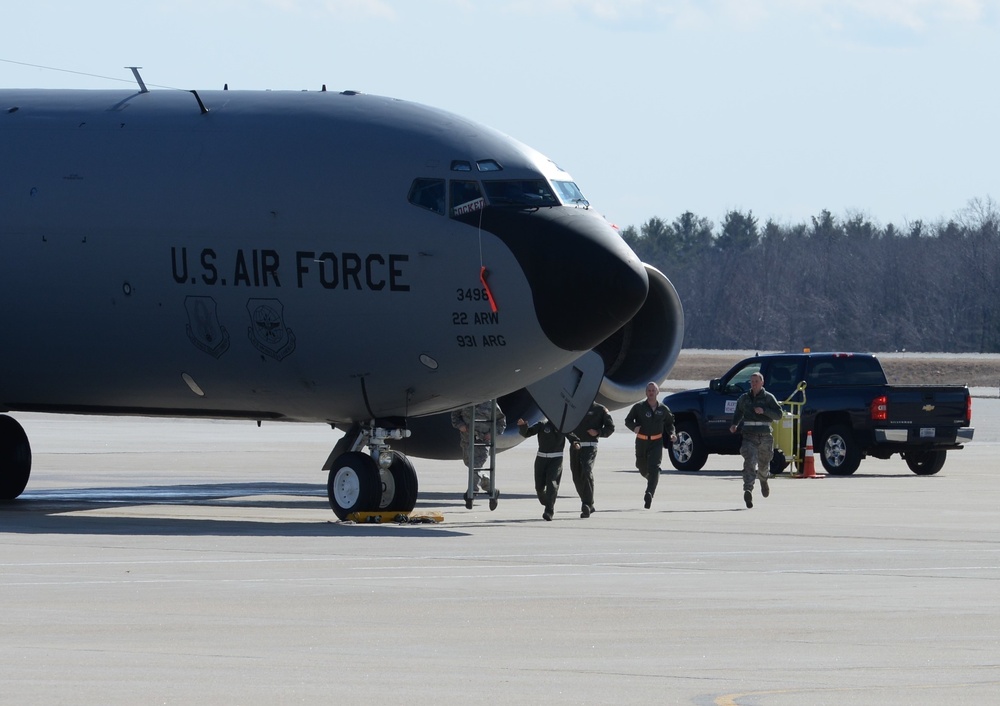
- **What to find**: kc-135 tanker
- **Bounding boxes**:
[0,73,683,518]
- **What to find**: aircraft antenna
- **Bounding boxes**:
[126,66,148,93]
[189,90,210,114]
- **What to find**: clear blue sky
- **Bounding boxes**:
[4,1,997,232]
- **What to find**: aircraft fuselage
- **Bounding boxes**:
[0,88,648,425]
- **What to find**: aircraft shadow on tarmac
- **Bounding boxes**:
[1,482,473,538]
[1,467,924,538]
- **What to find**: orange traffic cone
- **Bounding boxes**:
[801,430,820,478]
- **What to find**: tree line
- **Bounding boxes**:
[620,198,1000,353]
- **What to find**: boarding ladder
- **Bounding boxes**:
[464,401,500,511]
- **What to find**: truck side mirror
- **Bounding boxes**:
[709,378,722,392]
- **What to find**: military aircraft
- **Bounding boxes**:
[0,74,683,518]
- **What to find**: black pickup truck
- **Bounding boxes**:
[663,352,975,476]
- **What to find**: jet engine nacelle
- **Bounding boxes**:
[395,264,684,460]
[592,264,684,409]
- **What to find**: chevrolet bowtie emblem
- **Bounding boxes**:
[922,404,935,412]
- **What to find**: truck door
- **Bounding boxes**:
[704,359,762,452]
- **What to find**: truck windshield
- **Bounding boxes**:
[727,362,762,393]
[481,180,559,207]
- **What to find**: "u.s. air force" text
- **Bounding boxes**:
[171,247,409,291]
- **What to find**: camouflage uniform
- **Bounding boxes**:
[569,402,615,517]
[451,401,506,470]
[732,387,783,492]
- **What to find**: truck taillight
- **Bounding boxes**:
[967,395,973,424]
[871,395,888,421]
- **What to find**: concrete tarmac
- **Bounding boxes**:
[3,401,999,705]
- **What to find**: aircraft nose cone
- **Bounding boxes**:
[477,208,649,351]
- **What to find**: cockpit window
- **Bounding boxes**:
[476,159,502,172]
[408,178,445,215]
[481,180,559,207]
[450,180,485,217]
[552,180,589,208]
[450,160,472,172]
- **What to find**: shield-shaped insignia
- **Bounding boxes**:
[185,296,230,358]
[246,298,296,361]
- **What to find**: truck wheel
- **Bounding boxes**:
[818,424,861,476]
[904,449,947,476]
[669,421,708,471]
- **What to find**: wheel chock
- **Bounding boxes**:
[345,511,444,524]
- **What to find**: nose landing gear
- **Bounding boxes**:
[325,423,419,520]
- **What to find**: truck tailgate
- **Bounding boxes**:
[878,386,972,444]
[887,387,969,424]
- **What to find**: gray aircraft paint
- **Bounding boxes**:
[1,89,645,420]
[0,84,684,508]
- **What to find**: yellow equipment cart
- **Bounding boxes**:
[771,381,807,475]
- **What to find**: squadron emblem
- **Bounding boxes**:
[184,296,230,358]
[246,298,296,360]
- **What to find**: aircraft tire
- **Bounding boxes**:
[327,451,381,520]
[380,452,418,512]
[0,415,32,500]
